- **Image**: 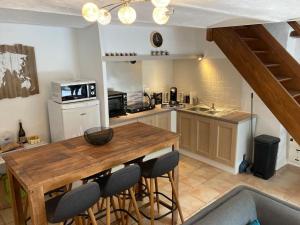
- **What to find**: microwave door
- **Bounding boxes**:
[108,96,124,116]
[61,85,88,102]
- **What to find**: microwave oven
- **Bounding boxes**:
[51,80,96,104]
[108,91,127,117]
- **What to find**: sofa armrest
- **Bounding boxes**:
[251,190,300,225]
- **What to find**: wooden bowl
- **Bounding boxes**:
[84,127,114,146]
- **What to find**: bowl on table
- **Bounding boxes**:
[84,127,114,146]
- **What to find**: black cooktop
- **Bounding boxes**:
[127,102,155,113]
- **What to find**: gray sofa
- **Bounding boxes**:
[184,185,300,225]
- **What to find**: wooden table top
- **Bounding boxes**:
[3,122,179,193]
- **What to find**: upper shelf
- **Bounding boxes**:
[101,54,199,62]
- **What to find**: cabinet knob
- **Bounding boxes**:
[80,113,87,116]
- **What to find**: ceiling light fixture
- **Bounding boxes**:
[82,0,174,26]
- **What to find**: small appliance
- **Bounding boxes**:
[108,91,127,117]
[153,92,162,105]
[127,102,155,114]
[51,80,96,104]
[169,87,178,106]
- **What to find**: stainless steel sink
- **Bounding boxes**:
[186,106,221,115]
[188,107,210,112]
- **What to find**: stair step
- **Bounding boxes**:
[241,37,259,41]
[275,76,293,82]
[253,50,269,54]
[265,63,280,68]
[288,90,300,98]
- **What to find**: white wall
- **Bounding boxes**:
[0,23,79,142]
[174,58,242,108]
[107,61,142,92]
[100,24,224,58]
[142,60,174,93]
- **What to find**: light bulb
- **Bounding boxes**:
[118,5,137,25]
[153,7,170,25]
[82,2,100,22]
[151,0,171,7]
[97,9,111,25]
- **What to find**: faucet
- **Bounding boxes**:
[199,101,216,111]
[211,103,216,111]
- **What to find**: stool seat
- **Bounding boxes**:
[96,164,141,197]
[45,182,101,223]
[140,151,179,178]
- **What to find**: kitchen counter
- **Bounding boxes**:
[110,104,254,126]
[109,105,174,126]
[177,108,254,124]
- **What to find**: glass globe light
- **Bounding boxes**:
[151,0,171,8]
[82,2,100,22]
[97,9,111,25]
[118,5,137,25]
[153,7,170,25]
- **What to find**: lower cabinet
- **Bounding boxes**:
[195,116,214,158]
[213,121,237,166]
[177,112,194,151]
[138,112,171,131]
[177,111,237,167]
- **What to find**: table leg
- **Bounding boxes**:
[27,186,47,225]
[7,169,25,225]
[172,142,179,225]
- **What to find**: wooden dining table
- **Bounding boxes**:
[3,122,180,225]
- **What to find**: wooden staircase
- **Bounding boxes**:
[207,25,300,144]
[288,21,300,37]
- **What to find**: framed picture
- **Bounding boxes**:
[0,44,39,100]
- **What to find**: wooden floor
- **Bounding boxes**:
[1,155,300,225]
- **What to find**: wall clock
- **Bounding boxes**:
[150,32,163,48]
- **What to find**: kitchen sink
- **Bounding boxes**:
[186,106,222,115]
[188,107,210,112]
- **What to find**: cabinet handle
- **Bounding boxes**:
[80,113,87,116]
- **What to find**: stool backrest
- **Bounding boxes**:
[46,182,101,223]
[102,164,141,197]
[150,151,179,177]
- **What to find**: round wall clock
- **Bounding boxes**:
[150,32,163,48]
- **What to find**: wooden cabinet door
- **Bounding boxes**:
[195,116,214,157]
[177,112,195,151]
[138,115,156,126]
[212,121,237,166]
[156,112,171,131]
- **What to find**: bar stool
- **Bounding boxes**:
[45,182,101,225]
[96,164,143,225]
[139,151,184,225]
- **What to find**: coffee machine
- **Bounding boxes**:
[169,87,178,106]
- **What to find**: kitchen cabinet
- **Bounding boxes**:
[138,114,157,127]
[138,112,171,131]
[177,112,195,151]
[195,116,214,158]
[213,121,237,166]
[156,112,171,130]
[177,111,249,169]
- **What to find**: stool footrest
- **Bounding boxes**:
[139,191,177,221]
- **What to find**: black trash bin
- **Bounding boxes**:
[253,135,280,180]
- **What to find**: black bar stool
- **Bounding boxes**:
[45,182,101,225]
[96,164,143,225]
[139,151,184,225]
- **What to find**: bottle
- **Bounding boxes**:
[18,120,27,144]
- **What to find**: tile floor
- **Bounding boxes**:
[1,155,300,225]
